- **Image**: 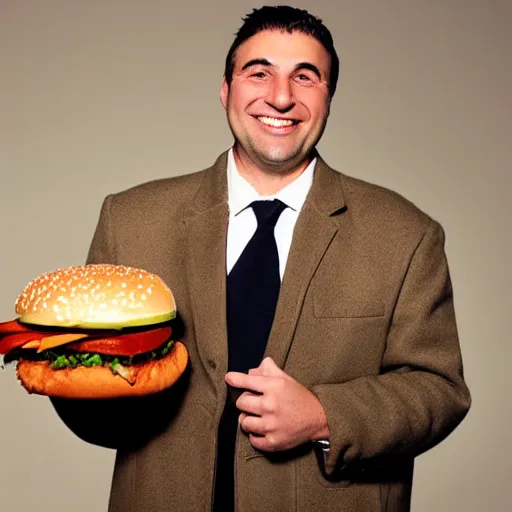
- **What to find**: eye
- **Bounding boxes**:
[250,71,267,79]
[295,73,313,83]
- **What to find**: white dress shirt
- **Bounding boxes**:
[226,148,316,278]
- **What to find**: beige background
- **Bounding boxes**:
[0,1,510,510]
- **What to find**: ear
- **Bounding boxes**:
[220,76,229,110]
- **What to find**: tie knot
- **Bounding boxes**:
[250,199,287,229]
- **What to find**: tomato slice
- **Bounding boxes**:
[0,332,49,354]
[67,326,173,357]
[0,319,92,355]
[0,319,42,334]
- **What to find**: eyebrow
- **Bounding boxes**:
[241,59,323,81]
[241,58,272,71]
[294,62,322,80]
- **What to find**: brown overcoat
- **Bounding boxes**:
[52,152,470,511]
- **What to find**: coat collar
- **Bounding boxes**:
[188,152,229,214]
[187,151,347,215]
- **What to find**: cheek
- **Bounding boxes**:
[230,82,268,111]
[227,97,249,122]
[295,89,329,119]
[310,98,330,126]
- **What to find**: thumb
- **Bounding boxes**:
[248,357,281,376]
[257,357,282,376]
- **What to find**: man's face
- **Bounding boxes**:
[220,30,332,175]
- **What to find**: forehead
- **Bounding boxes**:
[233,29,330,74]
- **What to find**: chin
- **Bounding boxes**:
[258,148,311,172]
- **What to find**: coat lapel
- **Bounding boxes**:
[183,153,230,387]
[263,157,347,368]
[183,153,348,383]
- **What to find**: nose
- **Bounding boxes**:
[265,76,295,113]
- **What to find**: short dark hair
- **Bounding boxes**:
[224,6,339,97]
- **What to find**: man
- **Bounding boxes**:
[52,6,470,511]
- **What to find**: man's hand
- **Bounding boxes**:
[225,357,329,452]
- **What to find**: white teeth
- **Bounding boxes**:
[258,116,295,127]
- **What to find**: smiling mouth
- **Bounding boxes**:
[256,116,299,128]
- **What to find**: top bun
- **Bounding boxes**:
[15,264,176,329]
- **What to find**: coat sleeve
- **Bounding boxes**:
[85,194,118,267]
[311,219,471,477]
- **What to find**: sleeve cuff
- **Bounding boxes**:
[313,439,330,452]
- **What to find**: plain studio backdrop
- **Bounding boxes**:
[0,1,510,511]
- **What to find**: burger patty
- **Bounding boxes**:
[9,339,176,385]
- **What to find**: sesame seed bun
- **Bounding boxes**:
[15,264,176,329]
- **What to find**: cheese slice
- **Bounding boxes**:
[37,333,89,353]
[21,340,41,350]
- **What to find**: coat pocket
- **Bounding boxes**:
[296,452,382,511]
[314,292,385,318]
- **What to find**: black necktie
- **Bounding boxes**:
[213,199,287,512]
[227,199,287,373]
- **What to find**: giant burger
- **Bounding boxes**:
[0,264,188,398]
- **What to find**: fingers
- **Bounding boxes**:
[237,391,280,451]
[236,392,263,416]
[238,413,280,452]
[226,358,287,390]
[238,412,267,436]
[249,434,280,452]
[227,360,321,454]
[225,371,269,393]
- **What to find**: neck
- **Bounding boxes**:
[233,146,313,196]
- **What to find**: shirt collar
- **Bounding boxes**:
[227,147,315,216]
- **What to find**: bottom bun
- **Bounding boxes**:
[16,341,188,399]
